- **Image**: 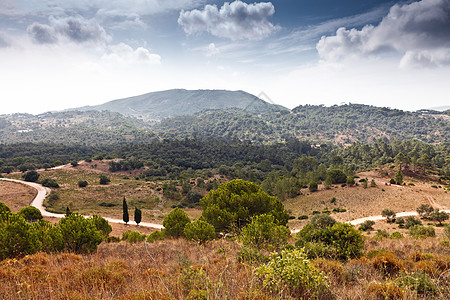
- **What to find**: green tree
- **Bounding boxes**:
[184,219,216,244]
[123,197,129,224]
[310,214,336,229]
[65,206,71,216]
[41,178,59,188]
[394,170,403,185]
[417,204,434,218]
[308,181,318,192]
[134,207,142,225]
[240,214,290,250]
[0,202,11,214]
[163,207,191,237]
[200,179,289,233]
[382,209,396,222]
[370,179,377,187]
[57,213,103,253]
[326,169,347,184]
[99,175,111,185]
[18,206,43,222]
[91,215,112,238]
[22,170,40,182]
[430,210,449,225]
[78,180,88,187]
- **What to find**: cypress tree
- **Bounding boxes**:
[65,206,71,216]
[134,207,142,225]
[123,197,129,224]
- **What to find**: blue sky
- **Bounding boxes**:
[1,0,449,114]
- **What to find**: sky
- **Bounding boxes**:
[1,0,450,114]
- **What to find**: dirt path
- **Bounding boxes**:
[0,178,163,229]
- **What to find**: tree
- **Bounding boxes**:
[200,179,289,233]
[430,210,449,225]
[99,175,111,185]
[134,207,142,225]
[184,219,216,244]
[240,214,290,250]
[91,215,112,238]
[163,207,191,237]
[0,202,11,214]
[41,178,59,188]
[370,179,377,187]
[78,180,88,187]
[310,214,336,229]
[417,204,434,219]
[18,206,43,222]
[382,209,396,223]
[394,170,403,185]
[346,176,355,186]
[122,197,129,224]
[326,169,347,184]
[22,170,40,182]
[308,181,318,192]
[394,152,410,171]
[65,206,71,216]
[57,213,103,253]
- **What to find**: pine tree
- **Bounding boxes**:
[123,197,129,224]
[134,207,142,225]
[65,206,71,216]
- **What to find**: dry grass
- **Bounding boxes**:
[0,180,37,212]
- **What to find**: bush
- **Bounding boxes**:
[382,209,396,222]
[237,247,268,264]
[358,220,375,231]
[397,272,436,295]
[146,230,166,243]
[184,220,216,244]
[346,176,355,186]
[375,230,390,239]
[390,232,404,239]
[200,179,289,233]
[296,222,364,260]
[57,213,103,253]
[404,216,422,229]
[367,282,403,300]
[0,201,11,214]
[91,215,112,238]
[163,208,191,237]
[240,214,290,250]
[417,204,434,218]
[122,230,145,243]
[78,180,88,188]
[22,170,40,182]
[308,181,318,192]
[326,169,347,184]
[409,225,436,239]
[99,175,111,185]
[18,206,43,222]
[298,215,308,220]
[256,248,328,298]
[310,214,336,229]
[41,178,59,188]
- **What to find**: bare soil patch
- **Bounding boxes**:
[0,180,37,212]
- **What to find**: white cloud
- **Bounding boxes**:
[27,16,110,45]
[317,0,450,67]
[178,1,277,40]
[102,43,161,65]
[0,33,11,47]
[206,43,220,57]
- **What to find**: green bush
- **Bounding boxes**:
[22,170,40,182]
[409,225,436,239]
[308,181,318,192]
[184,219,216,244]
[397,272,436,295]
[240,214,290,250]
[122,230,145,243]
[375,229,390,239]
[163,207,191,237]
[404,216,422,229]
[390,232,404,239]
[310,214,336,229]
[0,202,11,214]
[326,169,347,184]
[358,220,375,231]
[146,230,166,243]
[41,178,60,188]
[99,175,111,185]
[200,179,289,233]
[256,248,329,298]
[57,213,103,253]
[90,215,112,238]
[18,206,43,222]
[298,215,308,220]
[237,247,268,264]
[78,180,88,188]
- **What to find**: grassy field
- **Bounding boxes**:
[0,180,36,213]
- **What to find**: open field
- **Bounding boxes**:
[0,180,36,212]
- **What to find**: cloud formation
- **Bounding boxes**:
[27,16,110,45]
[178,1,277,40]
[0,34,11,48]
[317,0,450,67]
[102,43,161,65]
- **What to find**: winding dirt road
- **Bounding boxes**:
[0,178,163,229]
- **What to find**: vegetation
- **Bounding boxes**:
[163,208,191,237]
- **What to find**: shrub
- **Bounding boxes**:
[390,178,396,184]
[163,208,191,237]
[404,216,422,229]
[308,181,318,192]
[240,214,290,250]
[57,213,103,253]
[371,251,404,276]
[18,206,43,222]
[298,215,308,220]
[200,179,289,233]
[375,229,390,239]
[184,220,216,244]
[326,169,347,184]
[417,204,434,218]
[41,178,59,188]
[346,176,355,186]
[390,232,404,239]
[0,201,11,214]
[358,220,375,231]
[430,209,449,225]
[256,248,328,298]
[370,179,377,187]
[91,215,112,238]
[367,282,403,300]
[78,180,88,188]
[122,230,145,243]
[409,225,436,239]
[381,209,396,222]
[237,247,268,264]
[22,170,40,182]
[397,272,436,295]
[99,175,111,185]
[310,214,336,229]
[146,230,166,243]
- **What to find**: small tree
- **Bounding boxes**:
[310,214,336,229]
[382,209,396,223]
[417,204,434,219]
[99,175,110,185]
[358,220,375,231]
[370,179,377,187]
[184,219,216,244]
[346,176,355,186]
[394,170,403,185]
[78,180,88,188]
[57,213,103,253]
[240,214,290,250]
[308,181,318,192]
[91,215,112,238]
[163,207,191,237]
[23,170,40,182]
[430,210,449,226]
[404,216,422,229]
[123,197,129,224]
[18,206,43,222]
[41,178,60,188]
[65,206,71,216]
[134,207,142,225]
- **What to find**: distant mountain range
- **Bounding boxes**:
[70,89,287,121]
[1,89,449,145]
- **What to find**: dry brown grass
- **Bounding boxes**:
[0,180,36,212]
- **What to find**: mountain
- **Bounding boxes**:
[71,89,288,121]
